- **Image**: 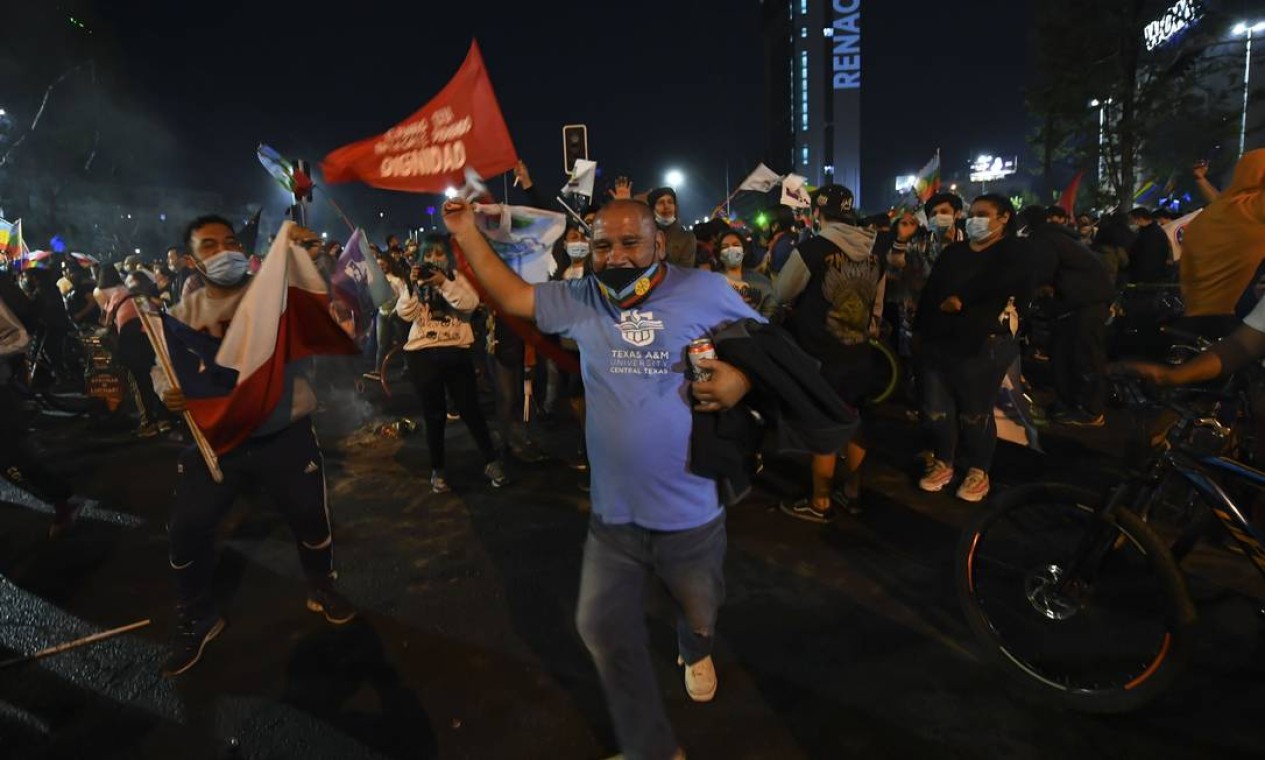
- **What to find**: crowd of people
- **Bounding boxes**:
[2,148,1264,760]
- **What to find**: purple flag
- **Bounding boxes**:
[330,228,393,339]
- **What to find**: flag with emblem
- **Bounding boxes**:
[912,152,941,203]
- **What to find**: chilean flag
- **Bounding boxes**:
[158,222,358,454]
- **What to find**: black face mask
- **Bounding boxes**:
[594,261,665,310]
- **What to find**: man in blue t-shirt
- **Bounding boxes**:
[444,197,760,760]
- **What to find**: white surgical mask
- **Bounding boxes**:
[200,250,249,285]
[965,217,996,243]
[719,246,745,268]
[565,242,589,260]
[654,214,676,227]
[930,213,955,233]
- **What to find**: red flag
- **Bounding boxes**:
[321,41,518,192]
[1057,170,1085,216]
[200,223,358,453]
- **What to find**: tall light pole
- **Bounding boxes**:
[1233,21,1265,158]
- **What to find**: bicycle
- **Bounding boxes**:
[955,369,1265,713]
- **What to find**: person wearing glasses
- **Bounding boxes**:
[154,215,357,678]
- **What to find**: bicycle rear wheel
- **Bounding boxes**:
[957,483,1196,713]
[866,338,899,405]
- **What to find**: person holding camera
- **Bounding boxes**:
[396,234,505,492]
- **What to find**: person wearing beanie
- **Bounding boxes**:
[646,186,698,268]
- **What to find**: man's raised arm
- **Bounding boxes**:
[442,198,535,320]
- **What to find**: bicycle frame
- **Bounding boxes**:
[1168,449,1265,576]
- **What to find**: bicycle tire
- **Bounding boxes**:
[378,344,408,398]
[956,482,1196,713]
[866,338,899,405]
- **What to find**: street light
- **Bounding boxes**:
[664,169,684,188]
[1232,20,1265,158]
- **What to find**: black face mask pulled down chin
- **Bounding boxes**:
[594,261,665,310]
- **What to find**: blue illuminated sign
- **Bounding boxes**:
[831,0,860,90]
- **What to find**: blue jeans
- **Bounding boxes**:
[576,513,727,760]
[919,336,1018,471]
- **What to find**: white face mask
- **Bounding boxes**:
[719,246,745,268]
[565,242,590,260]
[654,214,676,227]
[200,250,249,285]
[930,213,955,233]
[965,217,997,243]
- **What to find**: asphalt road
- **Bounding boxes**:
[1,377,1263,760]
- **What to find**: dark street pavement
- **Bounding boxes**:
[2,374,1263,760]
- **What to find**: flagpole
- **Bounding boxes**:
[135,305,224,483]
[313,185,356,232]
[725,161,731,219]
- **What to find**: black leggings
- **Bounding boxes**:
[406,347,496,470]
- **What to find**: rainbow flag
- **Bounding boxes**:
[0,219,26,262]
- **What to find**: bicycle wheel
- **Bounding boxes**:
[957,483,1196,713]
[379,344,409,398]
[866,338,899,405]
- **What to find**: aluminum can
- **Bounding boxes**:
[687,338,716,381]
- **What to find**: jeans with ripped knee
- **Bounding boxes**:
[919,336,1018,471]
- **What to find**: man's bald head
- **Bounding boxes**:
[590,199,665,271]
[597,200,656,235]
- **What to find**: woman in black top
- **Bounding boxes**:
[914,194,1028,502]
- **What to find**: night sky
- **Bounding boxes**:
[27,0,1032,239]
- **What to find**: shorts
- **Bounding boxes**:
[819,342,876,409]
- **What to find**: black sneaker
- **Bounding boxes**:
[161,614,226,677]
[779,498,837,524]
[830,489,864,517]
[306,586,357,625]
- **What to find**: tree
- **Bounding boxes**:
[1027,0,1252,210]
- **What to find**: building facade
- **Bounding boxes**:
[764,0,864,206]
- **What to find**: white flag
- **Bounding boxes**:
[738,163,783,193]
[1162,208,1201,262]
[562,159,598,198]
[781,174,811,209]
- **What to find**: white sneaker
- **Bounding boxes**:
[956,468,991,503]
[918,458,954,492]
[677,654,717,702]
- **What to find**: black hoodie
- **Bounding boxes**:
[1028,222,1115,312]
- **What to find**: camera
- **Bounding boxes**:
[413,261,440,281]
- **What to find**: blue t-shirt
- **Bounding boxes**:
[535,266,764,531]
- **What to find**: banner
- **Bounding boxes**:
[473,203,566,284]
[331,227,394,338]
[322,40,518,193]
[738,163,783,193]
[781,175,811,209]
[562,159,597,198]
